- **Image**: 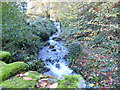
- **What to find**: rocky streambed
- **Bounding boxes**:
[38,22,86,87]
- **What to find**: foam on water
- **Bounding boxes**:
[38,22,76,77]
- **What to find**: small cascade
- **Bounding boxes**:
[38,22,76,77]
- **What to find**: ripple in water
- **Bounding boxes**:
[38,22,76,77]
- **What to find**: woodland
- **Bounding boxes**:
[0,1,120,89]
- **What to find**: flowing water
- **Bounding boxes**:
[38,22,76,77]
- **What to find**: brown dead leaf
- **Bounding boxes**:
[47,75,53,78]
[40,82,47,87]
[29,71,35,73]
[49,83,58,88]
[39,75,44,78]
[23,77,33,80]
[23,72,29,76]
[46,84,51,88]
[38,80,43,83]
[20,74,24,77]
[15,74,20,77]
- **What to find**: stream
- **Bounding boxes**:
[38,22,76,77]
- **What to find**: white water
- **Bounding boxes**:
[38,22,76,77]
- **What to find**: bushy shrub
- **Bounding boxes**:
[67,43,82,61]
[2,3,57,63]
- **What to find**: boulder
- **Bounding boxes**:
[0,62,28,81]
[57,74,86,88]
[0,51,11,63]
[44,42,50,46]
[49,45,54,49]
[0,71,86,88]
[0,61,7,69]
[0,71,40,88]
[52,37,62,41]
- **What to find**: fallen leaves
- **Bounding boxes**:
[23,77,33,80]
[23,72,29,76]
[40,82,47,87]
[39,75,44,78]
[36,79,58,88]
[15,72,29,77]
[36,77,58,88]
[90,83,94,87]
[15,71,58,88]
[49,83,58,88]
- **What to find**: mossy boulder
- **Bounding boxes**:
[0,62,28,81]
[0,61,7,69]
[57,74,86,88]
[0,71,40,88]
[0,71,86,88]
[0,61,7,83]
[0,51,11,63]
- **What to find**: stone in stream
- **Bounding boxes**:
[44,42,50,46]
[51,49,56,51]
[56,63,60,69]
[52,37,62,41]
[46,59,51,63]
[49,45,54,49]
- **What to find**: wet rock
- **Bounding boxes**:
[63,55,67,59]
[51,49,56,51]
[49,45,54,49]
[43,67,50,72]
[46,59,51,63]
[52,37,62,41]
[57,74,86,88]
[44,42,50,46]
[56,63,60,69]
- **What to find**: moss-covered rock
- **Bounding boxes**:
[0,61,7,69]
[57,74,86,88]
[0,61,7,83]
[0,71,40,88]
[0,51,11,63]
[0,71,86,88]
[0,62,28,81]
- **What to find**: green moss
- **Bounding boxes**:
[0,51,11,63]
[67,43,82,62]
[0,61,7,69]
[0,62,28,81]
[0,77,37,88]
[57,75,82,88]
[26,71,40,80]
[0,71,46,88]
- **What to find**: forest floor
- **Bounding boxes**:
[65,35,119,88]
